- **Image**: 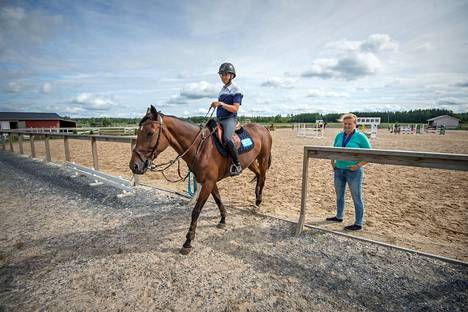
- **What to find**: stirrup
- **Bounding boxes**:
[230,163,242,176]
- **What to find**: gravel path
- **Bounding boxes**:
[0,151,467,311]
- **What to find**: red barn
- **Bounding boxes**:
[0,112,77,130]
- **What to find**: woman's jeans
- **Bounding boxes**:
[334,167,364,226]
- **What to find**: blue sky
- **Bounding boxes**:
[1,0,468,118]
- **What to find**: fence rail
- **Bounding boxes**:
[295,146,468,235]
[0,128,139,187]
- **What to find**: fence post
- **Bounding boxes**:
[30,134,36,158]
[9,133,14,152]
[131,138,139,185]
[44,135,51,162]
[64,136,71,162]
[1,133,5,150]
[295,147,310,236]
[19,134,24,154]
[91,136,99,170]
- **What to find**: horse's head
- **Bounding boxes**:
[129,105,170,174]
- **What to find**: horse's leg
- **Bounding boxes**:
[248,161,260,183]
[180,181,214,255]
[255,153,270,207]
[211,184,227,229]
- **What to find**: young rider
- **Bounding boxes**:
[211,62,243,176]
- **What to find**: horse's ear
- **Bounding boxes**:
[150,105,158,118]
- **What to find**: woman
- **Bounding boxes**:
[211,62,243,176]
[327,113,372,231]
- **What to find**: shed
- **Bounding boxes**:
[426,115,460,129]
[0,112,77,130]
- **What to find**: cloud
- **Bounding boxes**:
[307,89,349,98]
[0,6,63,54]
[41,82,52,94]
[261,77,299,89]
[71,93,117,110]
[359,34,398,53]
[302,34,397,80]
[435,97,467,106]
[166,81,218,105]
[180,81,218,99]
[454,80,468,88]
[3,81,22,93]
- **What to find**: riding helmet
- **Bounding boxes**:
[218,63,236,78]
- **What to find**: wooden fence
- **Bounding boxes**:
[296,146,468,235]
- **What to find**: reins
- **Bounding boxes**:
[138,107,216,183]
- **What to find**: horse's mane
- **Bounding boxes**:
[138,112,201,131]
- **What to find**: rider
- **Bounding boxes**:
[211,62,243,176]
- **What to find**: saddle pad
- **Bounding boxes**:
[213,127,255,157]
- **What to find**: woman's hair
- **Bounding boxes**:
[339,113,358,124]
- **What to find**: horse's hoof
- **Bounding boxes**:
[179,246,192,255]
[216,223,226,229]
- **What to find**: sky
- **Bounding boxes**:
[0,0,468,118]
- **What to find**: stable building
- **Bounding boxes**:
[427,115,460,129]
[0,112,77,129]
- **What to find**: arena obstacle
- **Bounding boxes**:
[357,117,380,138]
[295,120,324,138]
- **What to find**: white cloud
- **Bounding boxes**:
[360,34,398,53]
[261,77,299,89]
[166,81,218,105]
[41,82,52,94]
[307,89,350,98]
[0,6,63,52]
[180,81,218,99]
[302,34,397,80]
[3,81,22,93]
[72,93,117,110]
[454,80,468,88]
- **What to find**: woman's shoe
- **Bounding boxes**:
[344,224,362,231]
[326,217,343,222]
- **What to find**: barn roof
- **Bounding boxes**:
[0,112,71,121]
[427,115,460,122]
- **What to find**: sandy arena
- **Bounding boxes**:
[1,151,467,311]
[7,127,468,261]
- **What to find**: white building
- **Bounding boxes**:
[427,115,460,129]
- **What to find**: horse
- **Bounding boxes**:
[129,105,272,255]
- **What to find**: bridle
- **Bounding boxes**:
[132,109,215,182]
[132,113,165,171]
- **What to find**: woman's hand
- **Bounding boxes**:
[211,101,222,108]
[349,165,360,171]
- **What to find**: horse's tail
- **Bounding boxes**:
[268,150,272,169]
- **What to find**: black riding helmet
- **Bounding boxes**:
[218,62,236,78]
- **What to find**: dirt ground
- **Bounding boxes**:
[1,151,467,311]
[9,127,468,261]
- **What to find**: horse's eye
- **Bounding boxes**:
[147,131,154,137]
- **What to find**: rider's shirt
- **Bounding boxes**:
[217,83,243,119]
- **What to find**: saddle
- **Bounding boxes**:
[216,121,242,149]
[206,119,255,157]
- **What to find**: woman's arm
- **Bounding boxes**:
[219,102,240,113]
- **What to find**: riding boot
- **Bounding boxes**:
[226,141,242,176]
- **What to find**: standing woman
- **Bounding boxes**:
[211,62,243,176]
[327,113,372,230]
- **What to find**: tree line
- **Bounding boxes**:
[72,109,467,127]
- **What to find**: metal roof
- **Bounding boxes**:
[0,112,70,121]
[427,115,460,121]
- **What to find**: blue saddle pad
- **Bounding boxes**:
[213,126,255,157]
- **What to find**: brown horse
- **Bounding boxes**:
[129,105,272,254]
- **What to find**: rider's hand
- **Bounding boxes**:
[349,165,360,171]
[211,101,222,108]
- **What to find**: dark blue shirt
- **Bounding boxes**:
[217,83,243,119]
